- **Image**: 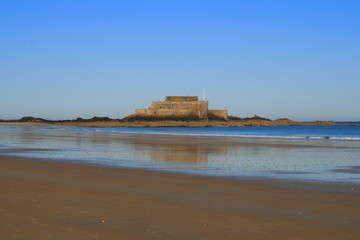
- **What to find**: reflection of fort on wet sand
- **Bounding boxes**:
[119,135,229,164]
[2,125,360,182]
[137,142,209,164]
[12,127,297,166]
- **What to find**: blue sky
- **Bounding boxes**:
[1,0,359,121]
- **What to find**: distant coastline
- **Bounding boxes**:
[3,96,358,127]
[1,116,359,127]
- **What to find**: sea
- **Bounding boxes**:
[1,125,359,183]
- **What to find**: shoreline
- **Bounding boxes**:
[3,152,360,192]
[1,124,359,184]
[1,154,360,239]
[1,142,359,187]
[3,122,357,143]
[1,119,360,128]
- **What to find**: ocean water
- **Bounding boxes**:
[0,125,359,183]
[88,126,360,141]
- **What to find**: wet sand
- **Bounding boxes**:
[1,155,359,240]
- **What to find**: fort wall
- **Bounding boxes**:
[134,96,228,120]
[166,96,198,102]
[208,110,229,120]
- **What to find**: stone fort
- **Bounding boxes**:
[135,96,228,120]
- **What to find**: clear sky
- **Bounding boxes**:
[1,0,359,121]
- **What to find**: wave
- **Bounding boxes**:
[92,129,360,141]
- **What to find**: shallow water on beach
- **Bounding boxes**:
[91,125,360,141]
[0,125,359,183]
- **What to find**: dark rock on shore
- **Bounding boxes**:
[1,115,359,128]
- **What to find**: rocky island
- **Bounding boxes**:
[1,96,359,127]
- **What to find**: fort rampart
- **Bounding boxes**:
[134,96,228,120]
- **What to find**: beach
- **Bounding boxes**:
[1,124,360,239]
[1,154,360,240]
